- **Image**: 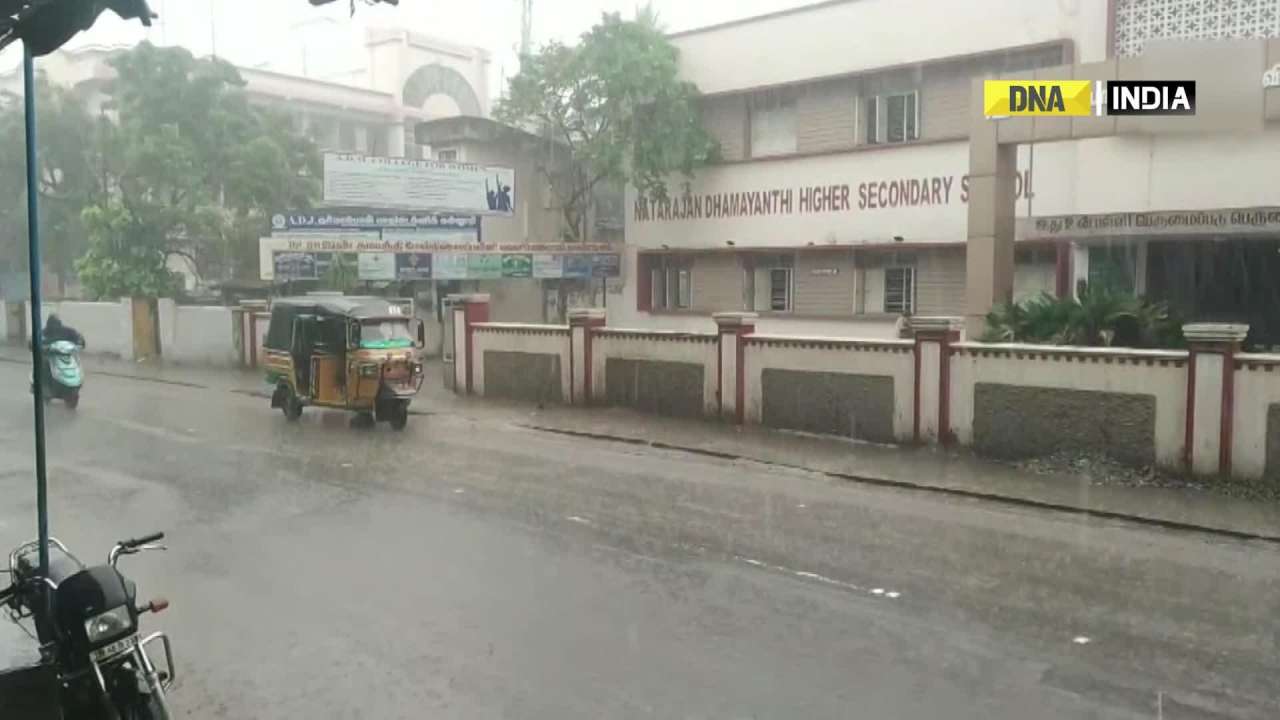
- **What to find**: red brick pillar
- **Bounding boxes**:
[449,294,490,395]
[1183,323,1248,476]
[911,316,961,445]
[714,312,757,424]
[568,308,606,405]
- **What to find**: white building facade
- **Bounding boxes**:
[613,0,1280,344]
[0,28,492,159]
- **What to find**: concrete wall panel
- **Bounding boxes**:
[973,383,1156,465]
[761,368,895,443]
[483,351,563,404]
[605,358,704,418]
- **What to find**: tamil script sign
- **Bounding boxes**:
[1024,207,1280,239]
[272,210,478,232]
[323,154,516,216]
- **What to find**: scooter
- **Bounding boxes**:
[1,533,176,719]
[29,339,84,409]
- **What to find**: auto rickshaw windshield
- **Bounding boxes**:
[359,319,416,349]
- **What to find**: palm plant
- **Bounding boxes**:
[983,288,1182,349]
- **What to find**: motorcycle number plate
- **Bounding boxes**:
[90,635,137,663]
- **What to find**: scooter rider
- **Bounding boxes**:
[36,315,85,390]
[43,314,85,347]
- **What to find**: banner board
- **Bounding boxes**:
[323,154,516,216]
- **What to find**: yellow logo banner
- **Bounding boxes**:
[983,80,1092,117]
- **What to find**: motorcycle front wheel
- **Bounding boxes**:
[65,391,79,409]
[121,694,169,720]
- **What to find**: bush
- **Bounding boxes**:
[982,288,1184,349]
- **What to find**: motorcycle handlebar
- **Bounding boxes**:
[119,532,164,549]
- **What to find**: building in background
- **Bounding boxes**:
[415,115,625,324]
[0,28,491,158]
[0,29,493,300]
[614,0,1280,344]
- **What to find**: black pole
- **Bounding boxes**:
[22,47,50,578]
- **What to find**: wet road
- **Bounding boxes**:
[0,362,1278,719]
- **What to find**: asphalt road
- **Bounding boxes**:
[0,362,1278,719]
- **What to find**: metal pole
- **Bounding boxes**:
[22,47,50,578]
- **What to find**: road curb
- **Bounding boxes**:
[520,424,1280,545]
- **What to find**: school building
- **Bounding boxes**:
[610,0,1280,346]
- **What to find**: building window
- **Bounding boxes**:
[647,256,692,310]
[769,268,793,311]
[884,266,915,314]
[749,90,797,158]
[436,148,459,162]
[863,91,919,145]
[1114,0,1280,57]
[745,254,794,312]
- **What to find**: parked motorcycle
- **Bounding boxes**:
[29,339,85,408]
[1,533,176,719]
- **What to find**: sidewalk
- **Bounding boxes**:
[4,343,1277,541]
[503,403,1280,541]
[0,343,265,395]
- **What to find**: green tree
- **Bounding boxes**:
[495,7,716,242]
[0,75,99,289]
[72,42,320,297]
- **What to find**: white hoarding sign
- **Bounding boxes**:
[324,153,516,216]
[357,252,397,281]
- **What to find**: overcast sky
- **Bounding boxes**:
[2,0,812,96]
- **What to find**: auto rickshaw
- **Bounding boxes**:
[262,296,426,429]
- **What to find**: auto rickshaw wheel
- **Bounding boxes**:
[389,401,409,431]
[282,388,303,421]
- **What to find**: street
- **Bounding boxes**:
[1,361,1278,719]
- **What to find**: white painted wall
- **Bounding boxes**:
[671,0,1109,95]
[1191,353,1225,476]
[718,330,737,420]
[252,313,270,367]
[157,301,239,367]
[590,331,721,416]
[949,344,1189,469]
[471,325,571,401]
[741,337,916,440]
[1046,128,1280,217]
[918,342,942,441]
[25,300,133,360]
[365,28,491,117]
[1230,357,1280,479]
[0,300,15,340]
